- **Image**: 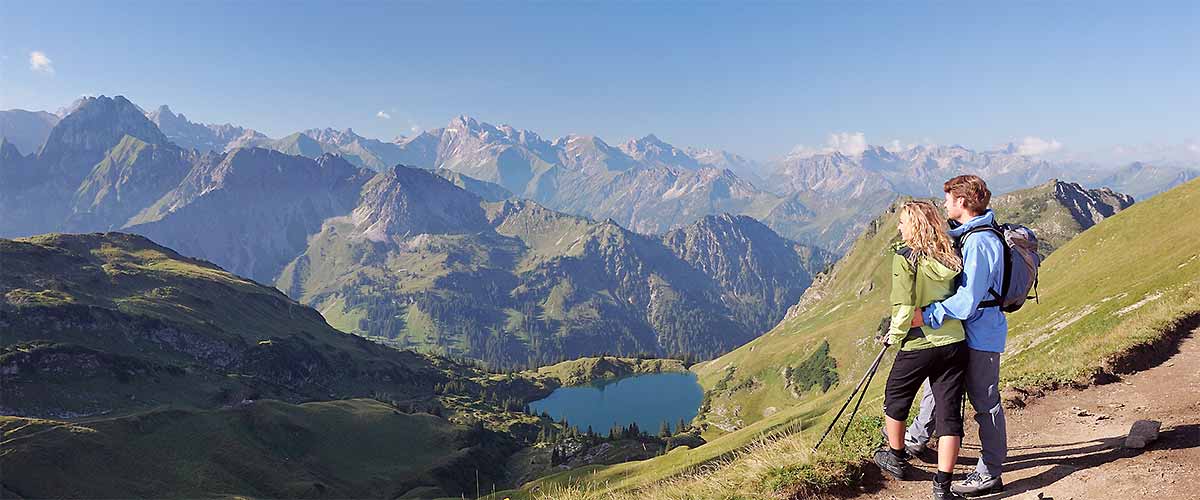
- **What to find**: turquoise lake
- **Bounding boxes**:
[528,372,704,434]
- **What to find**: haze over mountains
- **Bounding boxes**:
[0,94,1191,368]
[215,114,1191,252]
[8,98,1193,255]
[0,96,822,368]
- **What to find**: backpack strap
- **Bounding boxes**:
[956,223,1008,309]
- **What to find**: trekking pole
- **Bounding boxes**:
[839,345,886,443]
[813,342,890,451]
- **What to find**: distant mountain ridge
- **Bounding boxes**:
[147,104,262,153]
[223,113,1192,253]
[5,98,1176,254]
[0,95,820,368]
[990,178,1136,254]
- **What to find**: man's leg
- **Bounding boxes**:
[922,342,968,499]
[953,348,1007,495]
[905,378,937,447]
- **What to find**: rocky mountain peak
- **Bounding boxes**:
[1048,179,1136,218]
[447,115,489,136]
[663,212,811,334]
[620,134,700,170]
[303,127,364,146]
[38,95,168,164]
[665,213,790,256]
[351,165,489,241]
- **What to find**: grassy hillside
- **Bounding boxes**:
[492,177,1199,499]
[0,398,513,499]
[530,356,689,387]
[1000,177,1199,388]
[0,232,460,417]
[0,232,560,498]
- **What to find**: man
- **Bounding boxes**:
[909,174,1008,496]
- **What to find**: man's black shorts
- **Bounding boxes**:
[883,332,968,437]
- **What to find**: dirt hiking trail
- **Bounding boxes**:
[854,327,1200,500]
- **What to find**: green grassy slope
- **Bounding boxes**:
[0,232,560,498]
[494,177,1199,498]
[0,232,461,417]
[1000,177,1199,387]
[529,356,689,387]
[0,398,512,499]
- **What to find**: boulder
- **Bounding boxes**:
[1124,419,1161,449]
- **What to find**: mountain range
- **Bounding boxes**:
[0,95,1184,367]
[0,96,823,368]
[10,100,1193,255]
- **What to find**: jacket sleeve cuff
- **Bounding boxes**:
[923,306,943,330]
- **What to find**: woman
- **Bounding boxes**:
[872,200,969,500]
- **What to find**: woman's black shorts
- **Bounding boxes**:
[882,332,968,437]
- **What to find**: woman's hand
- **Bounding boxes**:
[911,307,925,327]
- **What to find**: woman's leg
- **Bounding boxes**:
[882,347,931,444]
[937,435,962,473]
[876,345,933,478]
[886,415,907,451]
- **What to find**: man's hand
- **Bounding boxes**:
[911,307,925,327]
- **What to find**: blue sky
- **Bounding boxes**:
[2,1,1197,159]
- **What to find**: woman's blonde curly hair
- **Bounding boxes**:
[899,200,962,272]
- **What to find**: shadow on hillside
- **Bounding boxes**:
[1099,315,1200,383]
[967,424,1199,499]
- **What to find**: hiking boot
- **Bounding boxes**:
[933,479,967,500]
[872,447,910,480]
[951,471,1003,496]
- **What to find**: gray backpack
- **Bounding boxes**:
[957,222,1042,313]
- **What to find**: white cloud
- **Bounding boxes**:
[789,131,868,158]
[29,51,54,74]
[827,131,867,156]
[376,110,391,119]
[1014,136,1063,156]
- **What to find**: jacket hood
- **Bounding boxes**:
[893,242,961,282]
[917,255,961,282]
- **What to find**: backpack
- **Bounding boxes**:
[955,221,1042,313]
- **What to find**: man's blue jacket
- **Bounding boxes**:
[921,209,1009,353]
